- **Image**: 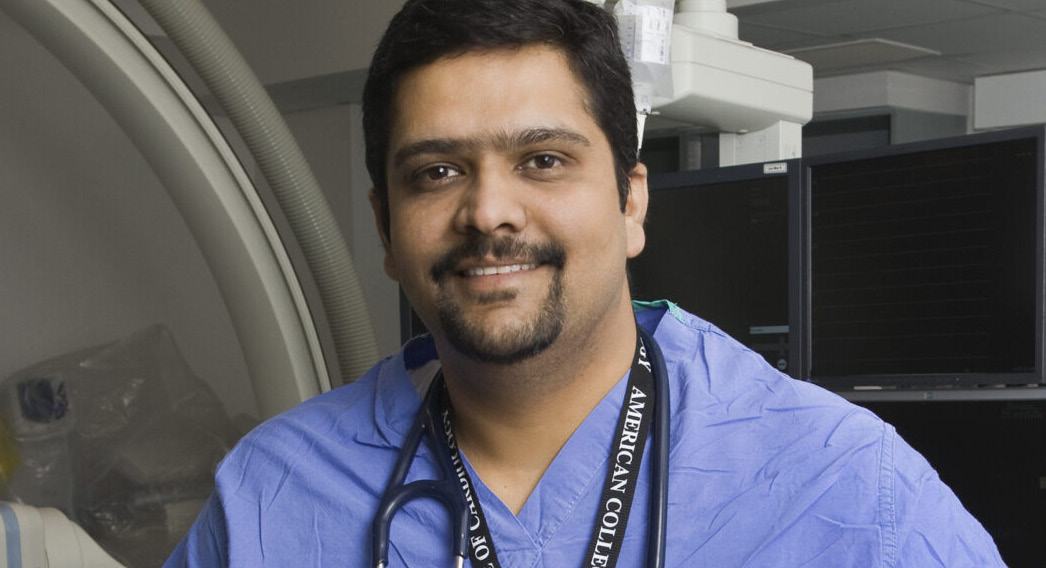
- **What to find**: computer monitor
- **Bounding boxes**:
[630,160,802,377]
[804,125,1045,388]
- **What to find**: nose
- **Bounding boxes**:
[454,166,527,236]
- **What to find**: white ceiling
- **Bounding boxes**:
[731,0,1046,83]
[108,0,1046,107]
[132,0,1046,87]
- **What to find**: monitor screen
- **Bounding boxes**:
[630,161,800,376]
[806,127,1045,387]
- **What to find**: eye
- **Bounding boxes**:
[410,164,463,188]
[525,154,562,170]
[421,165,461,181]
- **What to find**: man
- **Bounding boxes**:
[166,0,1005,566]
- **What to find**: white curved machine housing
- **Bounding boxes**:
[0,0,331,420]
[652,0,814,165]
[0,503,124,568]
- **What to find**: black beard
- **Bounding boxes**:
[430,236,566,365]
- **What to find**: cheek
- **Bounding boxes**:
[389,239,427,281]
[389,215,449,289]
[559,220,629,286]
[382,248,399,281]
[385,220,424,283]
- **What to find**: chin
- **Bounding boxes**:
[441,314,564,366]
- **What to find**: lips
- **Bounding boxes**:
[431,237,565,283]
[462,263,539,277]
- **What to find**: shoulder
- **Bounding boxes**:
[162,494,229,568]
[643,302,873,433]
[886,430,1006,567]
[657,303,887,480]
[189,351,424,565]
[168,338,450,566]
[646,303,1004,566]
[651,306,894,564]
[216,352,416,498]
[225,334,442,473]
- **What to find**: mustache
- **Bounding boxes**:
[430,237,566,282]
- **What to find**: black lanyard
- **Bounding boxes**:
[435,326,657,567]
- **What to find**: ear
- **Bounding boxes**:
[369,189,399,281]
[624,162,648,259]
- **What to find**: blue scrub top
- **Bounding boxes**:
[165,301,1005,567]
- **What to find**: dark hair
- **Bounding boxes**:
[362,0,638,238]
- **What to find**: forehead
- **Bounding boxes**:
[387,45,600,151]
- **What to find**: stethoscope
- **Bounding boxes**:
[371,326,670,568]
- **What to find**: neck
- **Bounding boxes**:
[434,294,637,514]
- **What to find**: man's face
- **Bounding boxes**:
[378,45,647,364]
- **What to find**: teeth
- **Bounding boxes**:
[465,263,537,277]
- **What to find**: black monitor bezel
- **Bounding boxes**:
[641,159,805,378]
[802,125,1046,389]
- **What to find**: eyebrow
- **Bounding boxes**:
[391,127,592,169]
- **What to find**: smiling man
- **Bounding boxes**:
[377,42,650,520]
[165,0,1005,566]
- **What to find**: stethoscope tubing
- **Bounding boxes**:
[374,326,670,568]
[640,326,670,568]
[371,377,470,568]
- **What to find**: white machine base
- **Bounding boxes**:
[719,120,804,166]
[0,502,124,568]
